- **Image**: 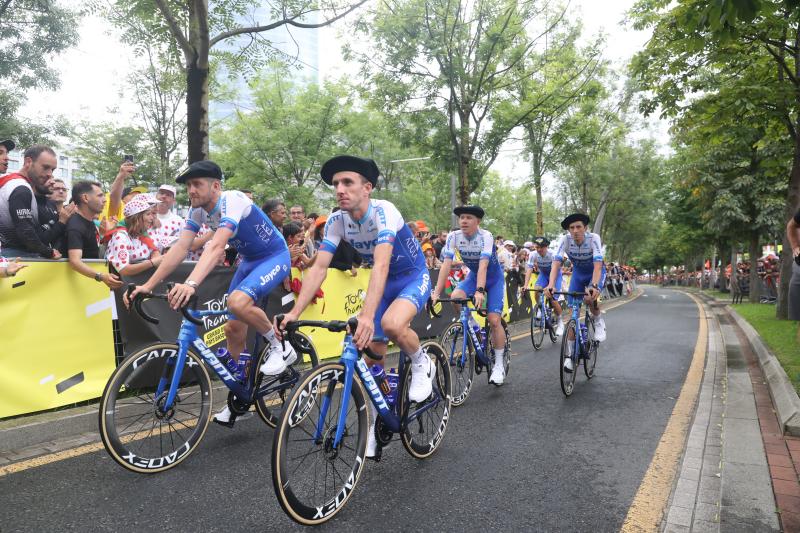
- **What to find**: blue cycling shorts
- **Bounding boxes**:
[457,271,505,315]
[535,269,562,291]
[373,268,431,342]
[567,267,607,306]
[227,249,291,319]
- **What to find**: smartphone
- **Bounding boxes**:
[299,239,305,246]
[123,154,134,163]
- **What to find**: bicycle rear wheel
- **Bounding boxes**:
[400,341,452,459]
[440,322,474,406]
[559,321,578,397]
[272,362,368,526]
[584,317,598,379]
[530,303,546,350]
[99,343,212,473]
[255,331,319,427]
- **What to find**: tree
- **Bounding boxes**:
[354,0,570,204]
[0,0,80,142]
[629,0,800,317]
[98,0,368,163]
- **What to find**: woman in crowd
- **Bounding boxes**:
[105,195,163,276]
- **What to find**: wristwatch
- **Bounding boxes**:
[590,283,599,289]
[94,272,103,282]
[185,280,198,289]
[476,287,486,294]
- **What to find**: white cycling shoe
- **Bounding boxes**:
[555,320,565,336]
[489,360,505,386]
[408,355,435,403]
[260,343,297,376]
[563,356,574,373]
[593,318,607,343]
[212,405,252,427]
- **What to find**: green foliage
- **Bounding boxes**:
[70,122,162,188]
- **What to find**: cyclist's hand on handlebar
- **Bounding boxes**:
[586,286,600,301]
[274,311,299,341]
[544,285,555,297]
[352,312,375,350]
[123,284,150,309]
[473,290,485,310]
[430,290,440,304]
[167,283,195,310]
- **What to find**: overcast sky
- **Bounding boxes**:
[20,0,665,183]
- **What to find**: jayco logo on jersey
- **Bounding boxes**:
[259,264,283,286]
[417,273,430,295]
[351,239,379,251]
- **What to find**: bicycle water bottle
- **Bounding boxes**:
[235,352,252,382]
[580,323,589,344]
[385,368,399,407]
[468,315,484,344]
[215,347,239,376]
[369,365,391,397]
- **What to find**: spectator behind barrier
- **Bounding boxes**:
[283,222,312,270]
[262,199,286,228]
[101,160,138,224]
[307,209,362,275]
[312,215,326,251]
[0,139,13,174]
[105,195,163,276]
[433,230,447,260]
[0,144,73,259]
[303,212,317,258]
[289,205,305,224]
[63,180,122,289]
[49,178,68,211]
[0,244,26,277]
[150,184,188,252]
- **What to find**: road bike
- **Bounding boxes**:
[432,297,510,406]
[554,291,599,397]
[523,288,559,350]
[98,284,318,473]
[271,316,451,525]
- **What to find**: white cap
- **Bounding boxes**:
[123,194,159,218]
[503,240,515,246]
[523,241,534,248]
[158,184,177,196]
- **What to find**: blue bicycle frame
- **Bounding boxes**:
[313,332,442,450]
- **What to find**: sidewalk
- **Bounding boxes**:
[663,291,800,532]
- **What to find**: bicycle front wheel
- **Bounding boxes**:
[99,343,212,473]
[400,341,452,459]
[272,362,368,526]
[440,322,474,406]
[559,321,578,397]
[530,303,546,350]
[255,331,319,427]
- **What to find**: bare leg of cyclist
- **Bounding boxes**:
[381,299,433,403]
[549,295,564,335]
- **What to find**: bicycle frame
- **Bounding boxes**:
[316,332,443,450]
[454,306,492,366]
[154,308,294,414]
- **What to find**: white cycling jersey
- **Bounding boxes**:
[554,232,603,273]
[441,228,503,280]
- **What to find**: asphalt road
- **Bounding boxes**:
[1,286,699,532]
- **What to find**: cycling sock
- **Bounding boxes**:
[409,346,425,364]
[494,348,504,359]
[262,328,280,346]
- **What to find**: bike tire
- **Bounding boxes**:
[255,331,320,426]
[559,321,578,397]
[530,303,546,350]
[99,343,212,474]
[400,341,452,459]
[584,317,598,379]
[271,361,368,526]
[440,322,474,406]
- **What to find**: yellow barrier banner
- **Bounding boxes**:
[0,262,116,418]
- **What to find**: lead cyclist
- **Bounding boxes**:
[125,160,296,426]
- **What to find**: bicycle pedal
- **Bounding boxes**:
[213,417,236,429]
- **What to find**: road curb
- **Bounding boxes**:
[725,307,800,437]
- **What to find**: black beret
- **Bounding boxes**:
[561,212,590,230]
[175,160,223,184]
[533,236,550,246]
[1,139,15,151]
[453,205,485,219]
[320,155,380,186]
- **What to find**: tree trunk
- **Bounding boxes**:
[532,155,543,235]
[710,250,717,289]
[186,59,209,163]
[730,245,738,293]
[592,190,610,237]
[749,232,761,303]
[778,135,800,318]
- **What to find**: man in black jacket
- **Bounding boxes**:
[0,145,71,258]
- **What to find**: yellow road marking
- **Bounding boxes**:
[2,290,645,476]
[620,291,707,532]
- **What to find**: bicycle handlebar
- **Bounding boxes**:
[126,283,203,326]
[428,296,488,318]
[275,315,384,361]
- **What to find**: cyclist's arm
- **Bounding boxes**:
[291,250,333,316]
[189,229,214,251]
[476,258,489,290]
[522,267,533,291]
[184,227,232,286]
[591,261,602,288]
[140,230,194,292]
[548,259,563,289]
[433,257,453,297]
[360,243,392,320]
